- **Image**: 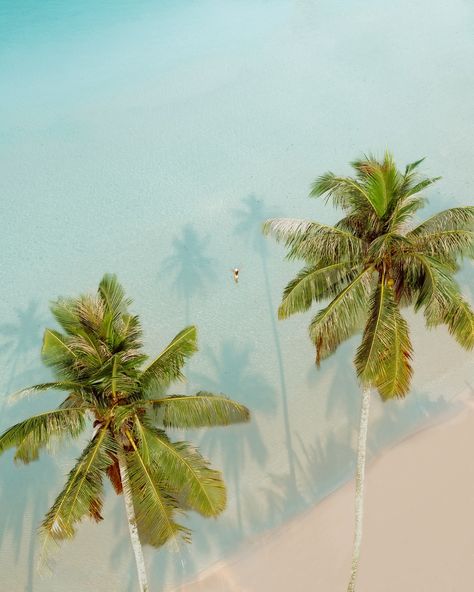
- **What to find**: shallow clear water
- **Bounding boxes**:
[0,1,473,590]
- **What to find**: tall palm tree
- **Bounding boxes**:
[0,274,250,592]
[263,152,474,591]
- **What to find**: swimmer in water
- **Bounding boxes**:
[232,268,240,284]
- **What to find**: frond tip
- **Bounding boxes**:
[141,326,198,389]
[355,281,413,399]
[150,392,250,428]
[0,407,86,463]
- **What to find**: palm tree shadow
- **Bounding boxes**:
[159,224,216,325]
[190,340,275,538]
[233,195,299,496]
[0,299,48,398]
[0,299,59,592]
[256,347,360,527]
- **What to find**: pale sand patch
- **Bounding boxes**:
[175,397,474,591]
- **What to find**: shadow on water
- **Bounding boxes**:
[0,300,48,402]
[233,195,299,496]
[160,224,216,325]
[191,340,275,536]
[0,299,58,592]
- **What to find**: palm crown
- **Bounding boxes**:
[264,153,474,399]
[0,275,250,559]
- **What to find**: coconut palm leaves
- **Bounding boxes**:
[264,153,474,397]
[0,275,249,590]
[264,153,473,592]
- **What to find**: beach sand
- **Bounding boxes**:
[175,399,474,591]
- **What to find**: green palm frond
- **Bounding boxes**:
[411,226,474,261]
[262,218,363,262]
[149,392,250,428]
[42,329,77,367]
[124,430,190,548]
[419,261,474,349]
[404,157,425,174]
[50,297,83,336]
[363,154,402,217]
[141,326,198,390]
[134,419,226,516]
[40,426,114,550]
[437,294,474,350]
[98,273,131,318]
[355,280,413,399]
[8,380,88,404]
[409,206,474,235]
[309,268,373,365]
[403,176,441,199]
[0,407,86,463]
[278,262,360,319]
[388,195,427,230]
[310,172,362,210]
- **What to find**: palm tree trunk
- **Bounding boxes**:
[118,452,149,592]
[347,387,371,592]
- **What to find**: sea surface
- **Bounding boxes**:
[0,1,473,590]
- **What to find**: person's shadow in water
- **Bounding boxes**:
[160,224,216,326]
[0,299,59,592]
[233,195,299,497]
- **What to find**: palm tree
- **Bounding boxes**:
[0,274,250,592]
[263,152,474,591]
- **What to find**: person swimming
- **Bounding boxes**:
[232,268,240,284]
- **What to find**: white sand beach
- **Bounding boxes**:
[176,398,474,592]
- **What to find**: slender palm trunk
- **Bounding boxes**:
[118,452,149,592]
[347,387,371,592]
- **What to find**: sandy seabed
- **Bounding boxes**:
[176,396,474,592]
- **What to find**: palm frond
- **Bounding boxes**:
[309,268,373,364]
[98,273,130,317]
[388,195,427,230]
[42,329,77,367]
[0,407,86,463]
[40,426,114,553]
[417,259,474,349]
[363,155,401,217]
[403,176,441,198]
[262,218,363,263]
[134,419,226,517]
[140,326,198,390]
[355,280,413,399]
[310,172,380,215]
[278,262,360,319]
[124,430,190,547]
[412,229,473,261]
[404,157,425,175]
[7,381,88,405]
[50,298,83,335]
[408,206,474,235]
[149,392,250,428]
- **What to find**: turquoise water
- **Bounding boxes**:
[0,1,473,590]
